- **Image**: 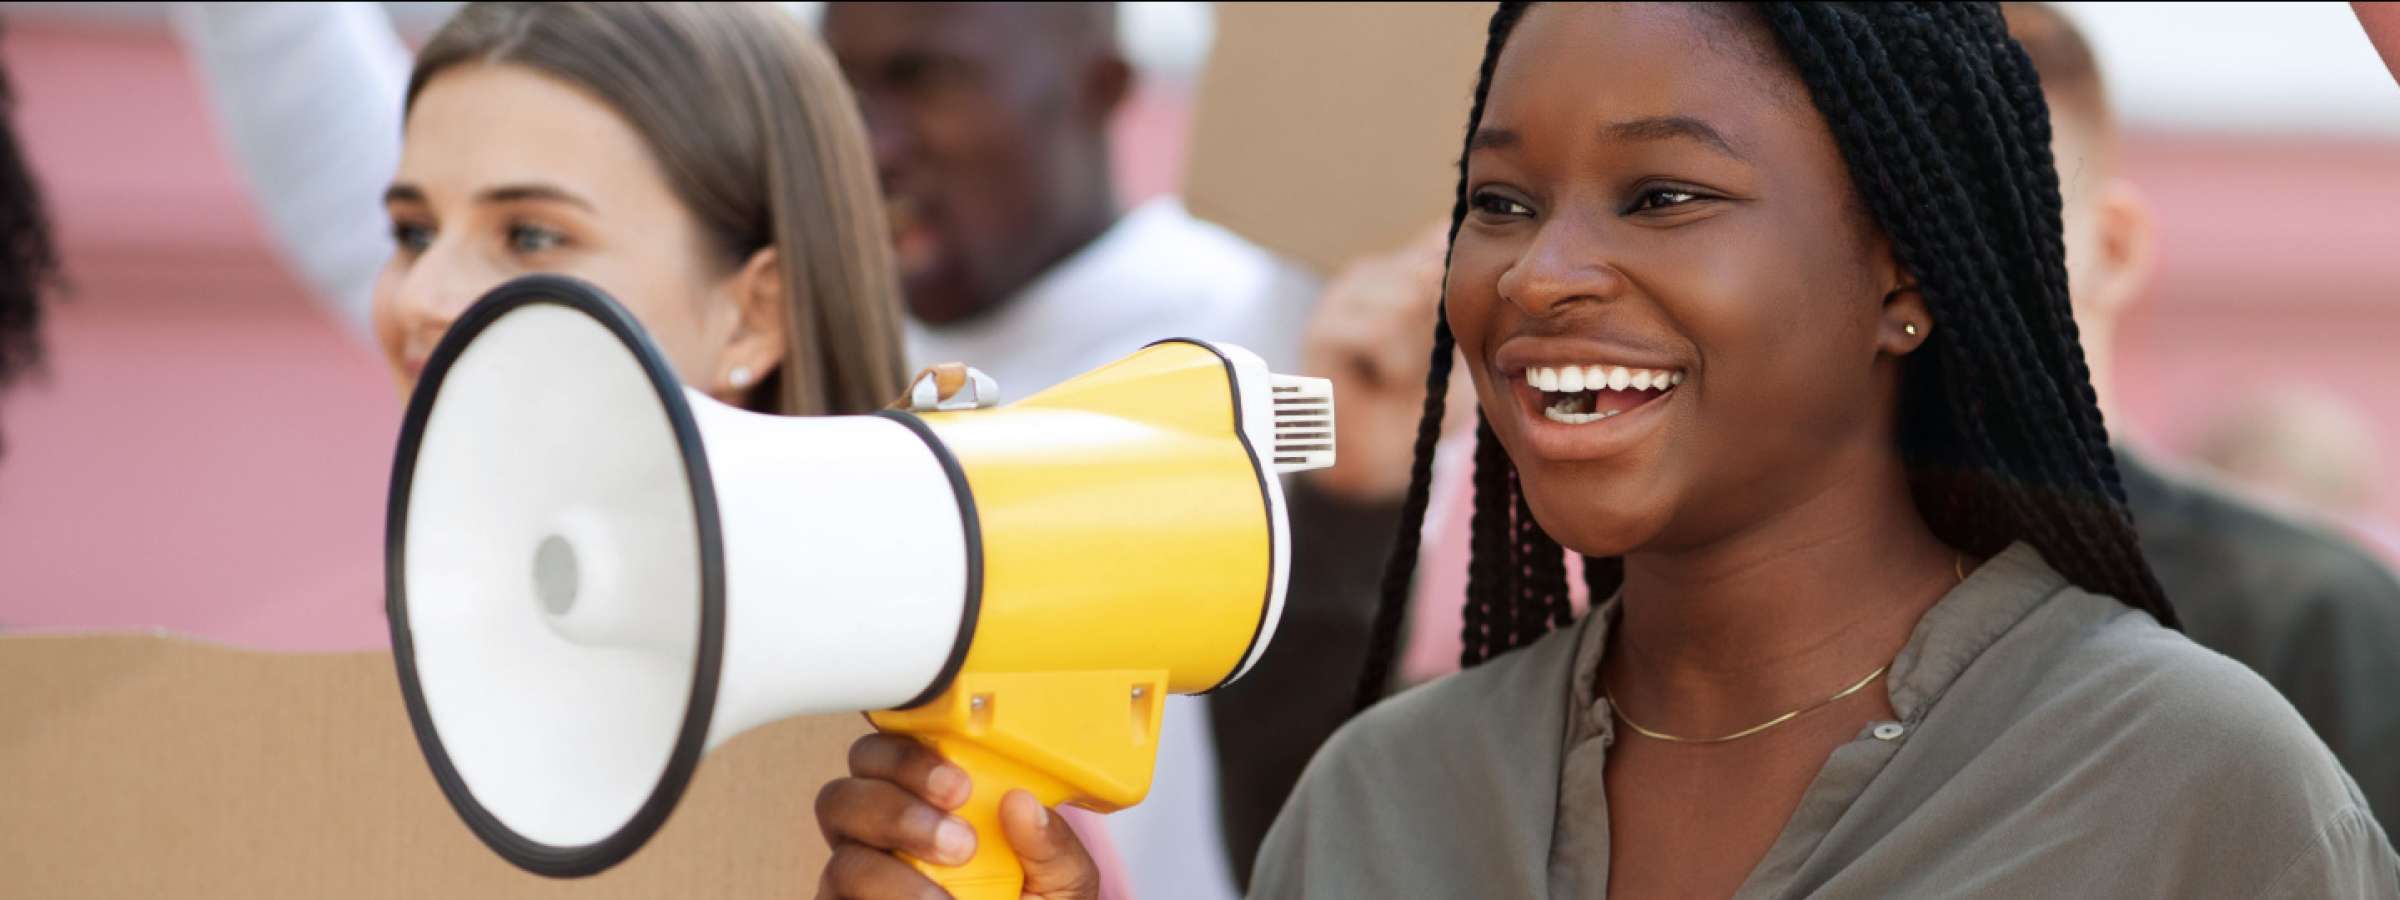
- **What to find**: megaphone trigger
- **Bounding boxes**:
[868,670,1169,900]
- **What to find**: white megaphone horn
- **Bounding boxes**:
[386,275,1334,898]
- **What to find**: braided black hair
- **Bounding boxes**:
[1353,1,2174,709]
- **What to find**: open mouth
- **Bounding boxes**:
[1527,364,1682,424]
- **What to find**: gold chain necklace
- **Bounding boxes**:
[1604,555,1965,745]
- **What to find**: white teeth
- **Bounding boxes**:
[1527,365,1687,393]
[1544,407,1624,425]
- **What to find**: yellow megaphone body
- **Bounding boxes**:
[386,275,1333,898]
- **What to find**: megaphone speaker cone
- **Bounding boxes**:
[387,276,726,876]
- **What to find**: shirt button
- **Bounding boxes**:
[1872,723,1906,741]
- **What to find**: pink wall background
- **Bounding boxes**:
[3,20,2397,651]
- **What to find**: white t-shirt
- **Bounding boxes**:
[908,196,1313,401]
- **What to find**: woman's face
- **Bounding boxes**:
[376,63,769,402]
[1448,4,1919,558]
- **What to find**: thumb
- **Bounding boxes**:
[998,790,1103,900]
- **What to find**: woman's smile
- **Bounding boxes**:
[1490,335,1693,464]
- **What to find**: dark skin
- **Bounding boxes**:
[822,2,1130,326]
[1465,6,1960,896]
[816,5,1964,898]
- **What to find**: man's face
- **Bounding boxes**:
[825,3,1103,325]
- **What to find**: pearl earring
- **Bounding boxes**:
[726,366,753,389]
[1903,322,1920,337]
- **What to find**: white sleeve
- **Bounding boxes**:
[170,2,412,338]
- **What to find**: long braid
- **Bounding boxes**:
[1347,317,1459,711]
[1351,2,1531,711]
[1460,416,1513,666]
[1353,0,2174,711]
[1508,469,1566,656]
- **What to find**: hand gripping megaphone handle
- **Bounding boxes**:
[866,669,1170,900]
[891,735,1075,899]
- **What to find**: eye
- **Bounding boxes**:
[390,221,433,255]
[1627,187,1705,213]
[507,223,568,255]
[884,53,972,98]
[1470,190,1535,219]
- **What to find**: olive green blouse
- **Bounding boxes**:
[1250,543,2399,898]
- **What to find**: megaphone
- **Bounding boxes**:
[386,275,1334,898]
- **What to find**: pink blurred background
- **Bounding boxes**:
[4,11,2399,650]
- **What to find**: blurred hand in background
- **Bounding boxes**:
[1301,221,1470,504]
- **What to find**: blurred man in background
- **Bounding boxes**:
[823,2,1312,391]
[822,6,1313,900]
[0,32,57,457]
[2005,1,2400,823]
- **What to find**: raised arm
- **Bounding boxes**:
[171,2,411,337]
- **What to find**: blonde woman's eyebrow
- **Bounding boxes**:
[475,183,597,213]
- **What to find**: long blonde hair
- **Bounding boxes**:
[409,2,907,415]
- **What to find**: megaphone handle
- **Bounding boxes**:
[899,735,1077,900]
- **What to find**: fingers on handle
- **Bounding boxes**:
[813,777,978,866]
[998,791,1102,900]
[816,842,950,900]
[847,733,973,809]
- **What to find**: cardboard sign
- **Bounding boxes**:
[0,633,862,898]
[1185,2,1496,275]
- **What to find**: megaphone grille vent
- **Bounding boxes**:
[1267,375,1335,473]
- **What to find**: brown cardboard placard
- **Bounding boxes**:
[0,633,862,898]
[1184,2,1496,275]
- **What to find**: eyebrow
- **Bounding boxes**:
[1467,127,1520,153]
[1465,116,1748,162]
[1605,115,1747,161]
[381,182,598,212]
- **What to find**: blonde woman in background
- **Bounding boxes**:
[378,2,902,414]
[368,1,1134,890]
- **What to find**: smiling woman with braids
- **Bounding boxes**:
[808,4,2398,898]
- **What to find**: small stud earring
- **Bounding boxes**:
[727,366,753,389]
[1903,322,1920,336]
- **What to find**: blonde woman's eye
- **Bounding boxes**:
[508,224,567,254]
[392,222,434,254]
